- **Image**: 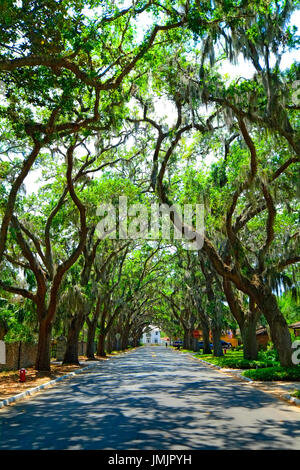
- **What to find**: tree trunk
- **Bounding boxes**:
[106,334,113,354]
[258,290,293,367]
[121,324,130,350]
[202,237,296,366]
[249,290,293,366]
[211,326,223,357]
[183,329,190,349]
[201,321,212,354]
[192,337,200,352]
[133,334,141,347]
[0,318,8,340]
[97,332,106,357]
[63,313,84,365]
[86,296,103,359]
[222,270,293,366]
[223,278,258,359]
[241,314,258,360]
[121,335,128,350]
[35,318,52,371]
[86,320,97,359]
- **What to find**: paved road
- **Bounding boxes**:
[0,346,299,450]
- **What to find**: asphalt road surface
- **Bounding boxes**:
[0,346,299,450]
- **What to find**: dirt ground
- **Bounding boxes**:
[0,355,108,401]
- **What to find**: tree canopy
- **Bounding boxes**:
[0,0,299,370]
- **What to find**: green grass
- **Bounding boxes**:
[291,390,300,399]
[242,366,300,381]
[194,350,279,369]
[177,348,300,382]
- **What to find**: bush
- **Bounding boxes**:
[291,390,300,399]
[243,366,300,381]
[198,350,279,369]
[4,324,36,343]
[258,348,279,363]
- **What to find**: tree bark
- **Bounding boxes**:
[192,337,200,352]
[223,279,259,360]
[211,326,223,357]
[0,318,8,340]
[220,263,294,366]
[35,318,52,371]
[259,291,293,367]
[86,320,97,359]
[63,313,84,365]
[240,309,259,360]
[86,296,102,359]
[121,323,131,350]
[106,333,113,354]
[201,321,212,354]
[241,320,258,360]
[97,332,106,357]
[183,328,191,349]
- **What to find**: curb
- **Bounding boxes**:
[194,355,254,383]
[179,350,300,407]
[0,348,135,410]
[235,374,253,382]
[282,394,300,407]
[0,361,99,409]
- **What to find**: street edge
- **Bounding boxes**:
[0,348,135,409]
[0,362,99,409]
[196,357,253,382]
[176,349,300,408]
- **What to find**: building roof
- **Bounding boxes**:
[256,327,268,335]
[288,321,300,329]
[255,322,300,336]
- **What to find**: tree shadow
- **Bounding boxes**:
[0,347,299,450]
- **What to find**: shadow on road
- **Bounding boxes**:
[0,347,299,449]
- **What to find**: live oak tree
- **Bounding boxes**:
[0,140,89,370]
[0,0,190,263]
[150,108,299,366]
[160,247,232,356]
[124,20,299,365]
[60,171,141,363]
[0,0,299,370]
[105,241,167,351]
[0,0,187,369]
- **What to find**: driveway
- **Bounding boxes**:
[0,346,299,449]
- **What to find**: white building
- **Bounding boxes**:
[141,325,162,345]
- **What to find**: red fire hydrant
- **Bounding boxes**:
[19,368,26,382]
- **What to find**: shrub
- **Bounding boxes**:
[258,349,279,363]
[291,390,300,399]
[198,350,278,369]
[243,366,300,381]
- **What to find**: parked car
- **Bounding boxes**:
[198,340,232,350]
[198,341,213,349]
[172,340,183,348]
[220,340,232,349]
